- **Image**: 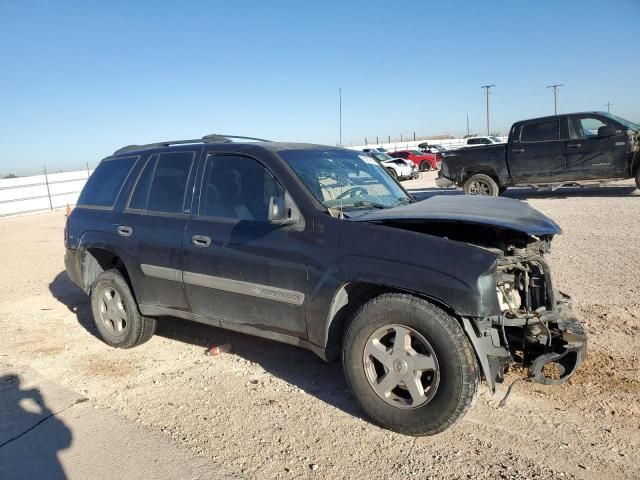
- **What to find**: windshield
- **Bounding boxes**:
[278,149,411,210]
[602,113,640,131]
[372,152,394,162]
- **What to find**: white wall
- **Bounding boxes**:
[0,169,92,217]
[346,136,508,152]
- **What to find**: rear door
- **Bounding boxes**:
[182,151,309,338]
[508,118,565,183]
[117,149,198,310]
[565,115,628,180]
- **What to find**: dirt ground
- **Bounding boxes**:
[1,173,639,479]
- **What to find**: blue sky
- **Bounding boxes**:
[1,0,639,175]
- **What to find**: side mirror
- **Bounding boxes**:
[598,125,616,137]
[268,196,294,226]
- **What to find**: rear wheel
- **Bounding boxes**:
[463,174,500,196]
[90,269,156,349]
[419,161,431,172]
[342,293,478,436]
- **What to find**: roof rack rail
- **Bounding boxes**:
[114,134,272,155]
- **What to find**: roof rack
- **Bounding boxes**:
[114,134,272,155]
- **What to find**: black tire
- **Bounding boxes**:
[419,161,431,172]
[342,293,478,436]
[463,174,500,196]
[386,168,397,180]
[90,269,156,349]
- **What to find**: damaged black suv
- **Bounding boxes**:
[65,134,586,436]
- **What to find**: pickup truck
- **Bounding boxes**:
[436,112,640,195]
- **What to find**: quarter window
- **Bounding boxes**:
[199,154,284,222]
[520,120,560,142]
[78,156,137,207]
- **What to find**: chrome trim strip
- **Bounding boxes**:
[183,271,305,306]
[140,264,305,306]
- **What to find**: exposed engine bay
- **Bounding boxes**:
[372,218,587,390]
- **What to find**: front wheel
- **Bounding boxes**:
[386,168,398,180]
[90,269,156,349]
[342,294,478,436]
[463,174,500,196]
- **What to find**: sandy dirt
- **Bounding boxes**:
[1,174,639,479]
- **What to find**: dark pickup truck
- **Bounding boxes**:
[436,112,640,195]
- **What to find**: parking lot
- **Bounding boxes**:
[1,172,639,479]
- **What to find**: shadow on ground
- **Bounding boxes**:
[408,184,638,201]
[0,374,71,480]
[49,272,360,418]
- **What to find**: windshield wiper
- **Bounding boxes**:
[350,201,387,209]
[390,197,413,207]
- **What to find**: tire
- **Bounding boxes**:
[419,161,431,172]
[635,168,640,190]
[386,168,397,180]
[463,174,500,196]
[90,269,156,349]
[342,293,478,436]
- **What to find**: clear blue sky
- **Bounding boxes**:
[1,0,639,175]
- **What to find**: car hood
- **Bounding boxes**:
[350,195,561,236]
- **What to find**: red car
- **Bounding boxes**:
[389,149,440,171]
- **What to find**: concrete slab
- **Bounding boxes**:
[0,366,236,480]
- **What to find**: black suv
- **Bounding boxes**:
[65,134,586,436]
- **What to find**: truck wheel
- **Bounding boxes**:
[420,161,431,172]
[342,293,478,436]
[90,269,156,349]
[464,174,500,196]
[386,168,397,179]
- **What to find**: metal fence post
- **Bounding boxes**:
[43,165,53,211]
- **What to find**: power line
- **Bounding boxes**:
[481,85,495,135]
[546,84,563,115]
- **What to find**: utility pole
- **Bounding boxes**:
[546,84,563,115]
[605,102,613,113]
[481,85,495,135]
[466,113,470,136]
[338,88,342,147]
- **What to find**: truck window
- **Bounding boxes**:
[568,117,611,139]
[520,120,560,142]
[127,153,195,213]
[77,156,138,208]
[199,154,284,222]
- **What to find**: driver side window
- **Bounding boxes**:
[198,154,284,222]
[568,116,613,139]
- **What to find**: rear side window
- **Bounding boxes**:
[520,120,560,142]
[126,151,194,214]
[78,156,137,207]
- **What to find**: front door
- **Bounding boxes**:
[508,118,566,184]
[182,152,309,338]
[117,150,198,310]
[565,115,628,181]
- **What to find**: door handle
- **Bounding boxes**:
[192,235,211,247]
[567,143,582,149]
[512,148,525,153]
[117,226,133,237]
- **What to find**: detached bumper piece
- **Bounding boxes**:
[526,303,587,385]
[435,173,454,188]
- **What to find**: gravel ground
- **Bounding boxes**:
[1,173,639,479]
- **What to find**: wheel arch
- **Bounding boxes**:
[462,166,501,186]
[322,282,458,361]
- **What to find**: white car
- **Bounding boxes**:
[462,136,505,148]
[366,151,419,181]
